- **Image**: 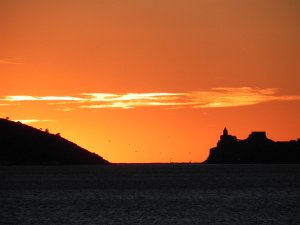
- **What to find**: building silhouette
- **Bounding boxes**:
[204,127,300,164]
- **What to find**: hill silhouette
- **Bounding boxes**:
[0,118,109,165]
[204,128,300,164]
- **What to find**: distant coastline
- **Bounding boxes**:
[204,128,300,164]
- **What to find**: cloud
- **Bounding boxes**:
[188,87,279,108]
[81,93,182,109]
[81,88,300,109]
[1,87,300,110]
[3,96,85,101]
[0,58,24,65]
[55,107,74,112]
[13,119,54,124]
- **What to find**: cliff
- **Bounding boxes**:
[204,128,300,164]
[0,118,109,165]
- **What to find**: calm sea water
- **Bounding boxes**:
[0,164,299,225]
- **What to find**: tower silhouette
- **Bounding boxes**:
[223,127,228,136]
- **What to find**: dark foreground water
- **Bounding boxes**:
[0,164,299,225]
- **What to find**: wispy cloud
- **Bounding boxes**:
[187,87,280,108]
[13,119,54,124]
[3,96,85,101]
[81,88,300,109]
[0,58,24,65]
[82,93,182,109]
[1,87,300,110]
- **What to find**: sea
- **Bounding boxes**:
[0,164,299,225]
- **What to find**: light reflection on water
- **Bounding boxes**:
[1,164,300,225]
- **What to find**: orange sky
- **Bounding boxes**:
[1,0,300,163]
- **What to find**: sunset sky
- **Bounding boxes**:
[1,0,300,163]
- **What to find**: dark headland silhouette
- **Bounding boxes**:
[0,118,109,165]
[204,127,300,164]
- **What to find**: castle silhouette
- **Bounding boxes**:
[204,128,300,163]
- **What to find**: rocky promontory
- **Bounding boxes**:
[204,128,300,164]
